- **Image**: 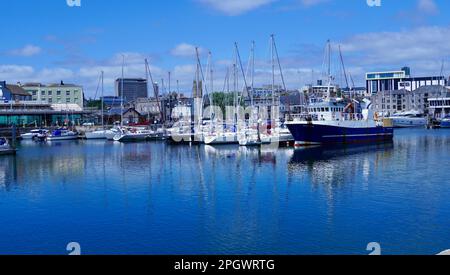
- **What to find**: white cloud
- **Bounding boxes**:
[171,43,204,57]
[198,0,276,16]
[418,0,439,14]
[299,0,330,7]
[340,26,450,66]
[8,45,42,57]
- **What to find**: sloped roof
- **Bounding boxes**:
[6,85,31,96]
[107,107,141,116]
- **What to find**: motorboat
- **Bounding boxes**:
[0,137,17,155]
[204,131,238,145]
[20,129,49,140]
[85,129,116,140]
[389,111,427,128]
[440,116,450,128]
[46,129,79,141]
[113,127,152,142]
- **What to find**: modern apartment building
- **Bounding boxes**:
[366,67,447,94]
[115,78,148,104]
[371,85,449,115]
[21,81,84,108]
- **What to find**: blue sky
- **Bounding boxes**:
[1,0,449,97]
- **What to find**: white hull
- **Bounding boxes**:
[46,135,79,141]
[20,134,36,140]
[390,117,426,128]
[204,133,238,145]
[85,130,114,140]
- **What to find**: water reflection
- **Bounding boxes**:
[0,130,450,254]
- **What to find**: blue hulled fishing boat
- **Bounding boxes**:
[286,99,394,146]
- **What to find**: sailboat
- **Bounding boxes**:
[238,36,294,147]
[86,71,116,140]
[205,43,247,146]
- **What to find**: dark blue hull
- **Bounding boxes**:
[441,120,450,128]
[286,123,394,146]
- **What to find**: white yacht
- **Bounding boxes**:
[85,129,116,140]
[46,129,79,141]
[113,127,152,142]
[204,131,239,145]
[20,129,49,140]
[389,111,427,128]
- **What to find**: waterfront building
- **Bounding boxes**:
[101,96,124,108]
[0,101,88,126]
[341,87,368,97]
[134,97,163,123]
[280,91,307,117]
[21,82,84,108]
[371,85,449,116]
[115,78,148,104]
[105,107,142,125]
[0,81,32,101]
[162,95,192,122]
[366,67,447,94]
[428,92,450,119]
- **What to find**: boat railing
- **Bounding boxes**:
[291,112,366,122]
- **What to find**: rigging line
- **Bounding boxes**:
[92,71,102,101]
[235,42,250,106]
[145,59,163,122]
[339,45,350,90]
[272,35,287,92]
[195,47,209,96]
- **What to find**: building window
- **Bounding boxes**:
[41,91,46,95]
[66,91,71,96]
[48,91,53,96]
[48,98,53,103]
[66,98,71,103]
[57,91,61,96]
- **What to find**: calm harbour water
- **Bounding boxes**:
[0,129,449,255]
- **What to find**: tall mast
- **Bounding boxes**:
[121,54,125,127]
[145,58,163,123]
[271,34,275,108]
[101,71,104,129]
[326,40,332,100]
[273,35,287,118]
[234,42,249,107]
[251,41,255,107]
[168,71,171,122]
[339,45,350,91]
